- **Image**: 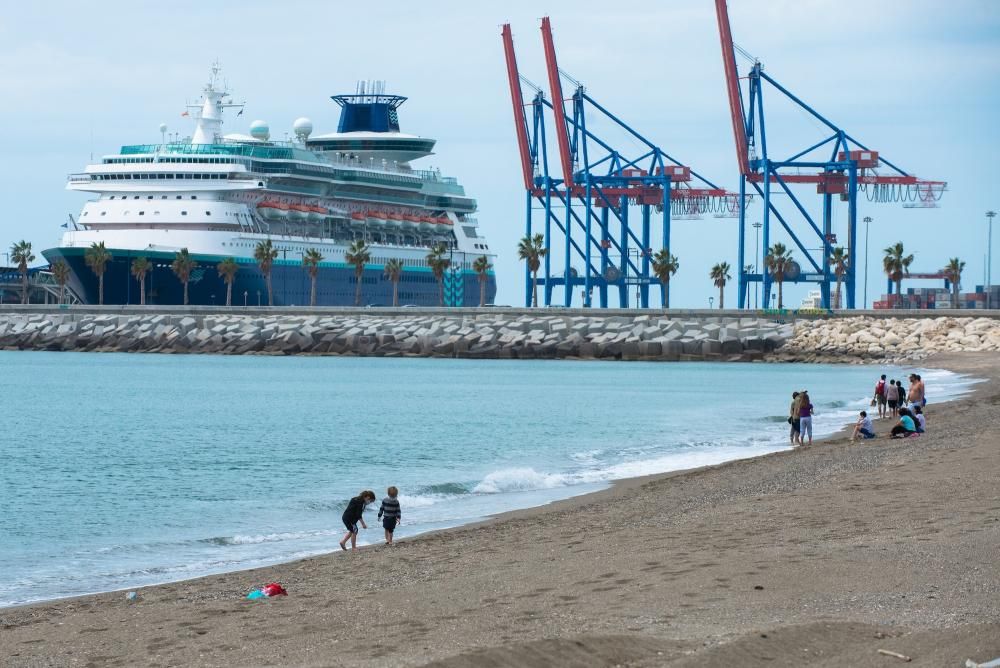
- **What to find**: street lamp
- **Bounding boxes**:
[987,211,996,310]
[709,296,714,309]
[863,216,872,310]
[752,221,762,308]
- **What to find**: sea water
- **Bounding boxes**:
[0,351,976,608]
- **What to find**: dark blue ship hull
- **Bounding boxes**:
[43,247,496,307]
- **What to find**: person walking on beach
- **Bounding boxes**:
[886,380,900,418]
[798,391,814,446]
[789,391,802,445]
[339,490,376,551]
[897,379,908,408]
[908,374,926,408]
[873,374,888,419]
[377,486,402,546]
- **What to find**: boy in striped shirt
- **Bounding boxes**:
[378,486,402,546]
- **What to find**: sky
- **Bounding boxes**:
[1,0,998,308]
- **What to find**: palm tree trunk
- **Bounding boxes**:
[21,273,28,304]
[954,284,960,309]
[266,272,274,306]
[354,270,362,307]
[183,280,189,306]
[98,273,104,306]
[438,279,444,307]
[719,284,724,309]
[226,281,232,307]
[896,279,902,307]
[664,280,670,309]
[392,280,399,307]
[140,276,146,305]
[834,278,842,310]
[777,280,783,309]
[310,275,317,307]
[59,284,65,304]
[479,278,485,307]
[531,271,539,307]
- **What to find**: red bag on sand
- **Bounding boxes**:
[263,583,287,597]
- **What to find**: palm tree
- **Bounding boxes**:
[882,242,914,305]
[217,257,239,307]
[345,239,371,306]
[10,241,35,304]
[651,249,680,308]
[828,246,848,310]
[517,233,547,307]
[171,248,197,306]
[710,261,731,309]
[254,239,279,306]
[84,242,112,305]
[473,255,492,307]
[130,256,151,306]
[50,260,70,304]
[742,264,754,308]
[426,243,451,307]
[383,258,404,307]
[302,248,324,307]
[764,242,792,309]
[943,257,965,309]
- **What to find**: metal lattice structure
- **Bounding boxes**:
[502,18,740,308]
[714,0,946,310]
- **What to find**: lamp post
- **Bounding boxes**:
[752,221,762,309]
[863,216,872,309]
[988,211,996,310]
[709,296,714,309]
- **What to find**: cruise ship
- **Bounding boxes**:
[43,68,496,307]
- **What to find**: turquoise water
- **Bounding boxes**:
[0,351,975,607]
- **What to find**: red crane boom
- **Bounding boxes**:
[714,0,750,177]
[501,24,535,191]
[540,17,575,188]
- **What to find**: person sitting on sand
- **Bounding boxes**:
[889,408,918,439]
[798,391,814,446]
[873,374,888,419]
[789,391,802,445]
[851,410,876,442]
[339,490,376,551]
[886,380,900,418]
[913,405,926,433]
[378,486,402,546]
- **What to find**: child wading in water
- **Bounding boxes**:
[339,490,376,551]
[378,486,402,546]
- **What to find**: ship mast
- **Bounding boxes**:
[189,61,245,144]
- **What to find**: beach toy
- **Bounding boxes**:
[246,589,267,600]
[262,583,287,597]
[125,591,138,602]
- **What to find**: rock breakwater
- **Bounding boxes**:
[775,316,1000,364]
[0,311,793,361]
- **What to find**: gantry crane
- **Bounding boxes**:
[503,18,741,308]
[714,0,946,310]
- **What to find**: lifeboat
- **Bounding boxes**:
[411,215,432,232]
[308,205,326,222]
[436,216,453,227]
[256,201,288,219]
[389,212,410,231]
[288,204,310,220]
[366,211,385,229]
[379,212,399,229]
[350,211,366,226]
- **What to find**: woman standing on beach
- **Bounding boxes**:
[798,391,814,445]
[789,391,802,445]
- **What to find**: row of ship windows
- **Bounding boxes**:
[94,173,228,180]
[84,210,213,217]
[473,243,489,250]
[104,157,243,165]
[107,195,200,200]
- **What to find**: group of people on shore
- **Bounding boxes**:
[787,391,815,446]
[850,373,928,442]
[339,487,402,550]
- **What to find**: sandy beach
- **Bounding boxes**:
[3,352,999,667]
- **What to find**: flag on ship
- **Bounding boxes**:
[181,111,189,117]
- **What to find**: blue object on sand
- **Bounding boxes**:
[247,589,266,600]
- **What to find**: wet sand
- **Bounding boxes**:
[3,352,999,667]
